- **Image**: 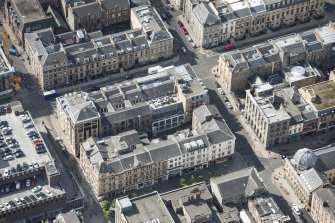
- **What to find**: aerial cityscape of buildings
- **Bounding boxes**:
[0,0,334,222]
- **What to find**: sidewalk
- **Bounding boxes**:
[180,10,334,53]
[272,165,305,209]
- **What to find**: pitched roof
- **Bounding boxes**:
[193,2,220,26]
[211,167,266,203]
[72,2,102,18]
[69,101,100,123]
[193,104,221,125]
[146,140,181,162]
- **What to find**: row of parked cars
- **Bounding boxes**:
[26,129,46,154]
[1,187,53,211]
[2,161,39,178]
[0,177,36,195]
[216,82,233,109]
[0,120,25,161]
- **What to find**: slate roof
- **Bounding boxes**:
[193,2,220,26]
[211,167,266,204]
[193,104,221,125]
[314,187,335,220]
[314,145,335,171]
[298,168,327,193]
[201,118,236,143]
[72,2,102,18]
[56,210,81,223]
[100,0,130,10]
[69,101,100,123]
[146,140,181,162]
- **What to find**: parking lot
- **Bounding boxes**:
[1,176,57,203]
[0,104,50,175]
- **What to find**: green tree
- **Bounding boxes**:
[198,175,204,182]
[189,175,196,185]
[101,200,110,211]
[180,178,187,187]
[110,199,116,208]
[131,192,138,198]
[208,171,213,178]
[103,210,113,219]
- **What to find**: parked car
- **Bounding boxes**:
[32,186,42,193]
[180,27,188,35]
[24,123,34,129]
[225,101,233,109]
[223,43,236,51]
[3,155,14,161]
[3,169,9,177]
[15,151,24,158]
[161,13,168,20]
[190,42,196,48]
[166,11,172,18]
[22,162,28,170]
[26,179,31,187]
[36,148,46,154]
[33,161,39,169]
[186,35,192,42]
[292,204,301,216]
[217,87,224,95]
[181,47,187,54]
[0,121,8,125]
[45,190,53,197]
[177,20,183,27]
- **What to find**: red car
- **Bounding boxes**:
[180,27,188,35]
[34,141,43,146]
[223,43,236,51]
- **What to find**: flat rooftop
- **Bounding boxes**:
[0,105,51,176]
[122,192,174,223]
[12,0,47,22]
[302,80,335,110]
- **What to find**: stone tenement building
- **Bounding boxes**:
[0,47,15,101]
[56,65,209,157]
[183,0,324,48]
[80,104,235,197]
[284,147,335,206]
[60,0,130,32]
[244,79,335,148]
[217,22,335,95]
[24,5,173,90]
[4,0,54,45]
[310,187,335,223]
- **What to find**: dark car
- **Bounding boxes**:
[1,147,10,153]
[1,151,12,157]
[22,162,28,170]
[15,151,24,158]
[0,121,8,125]
[166,11,172,18]
[177,21,183,27]
[161,13,168,20]
[16,164,22,172]
[10,167,16,174]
